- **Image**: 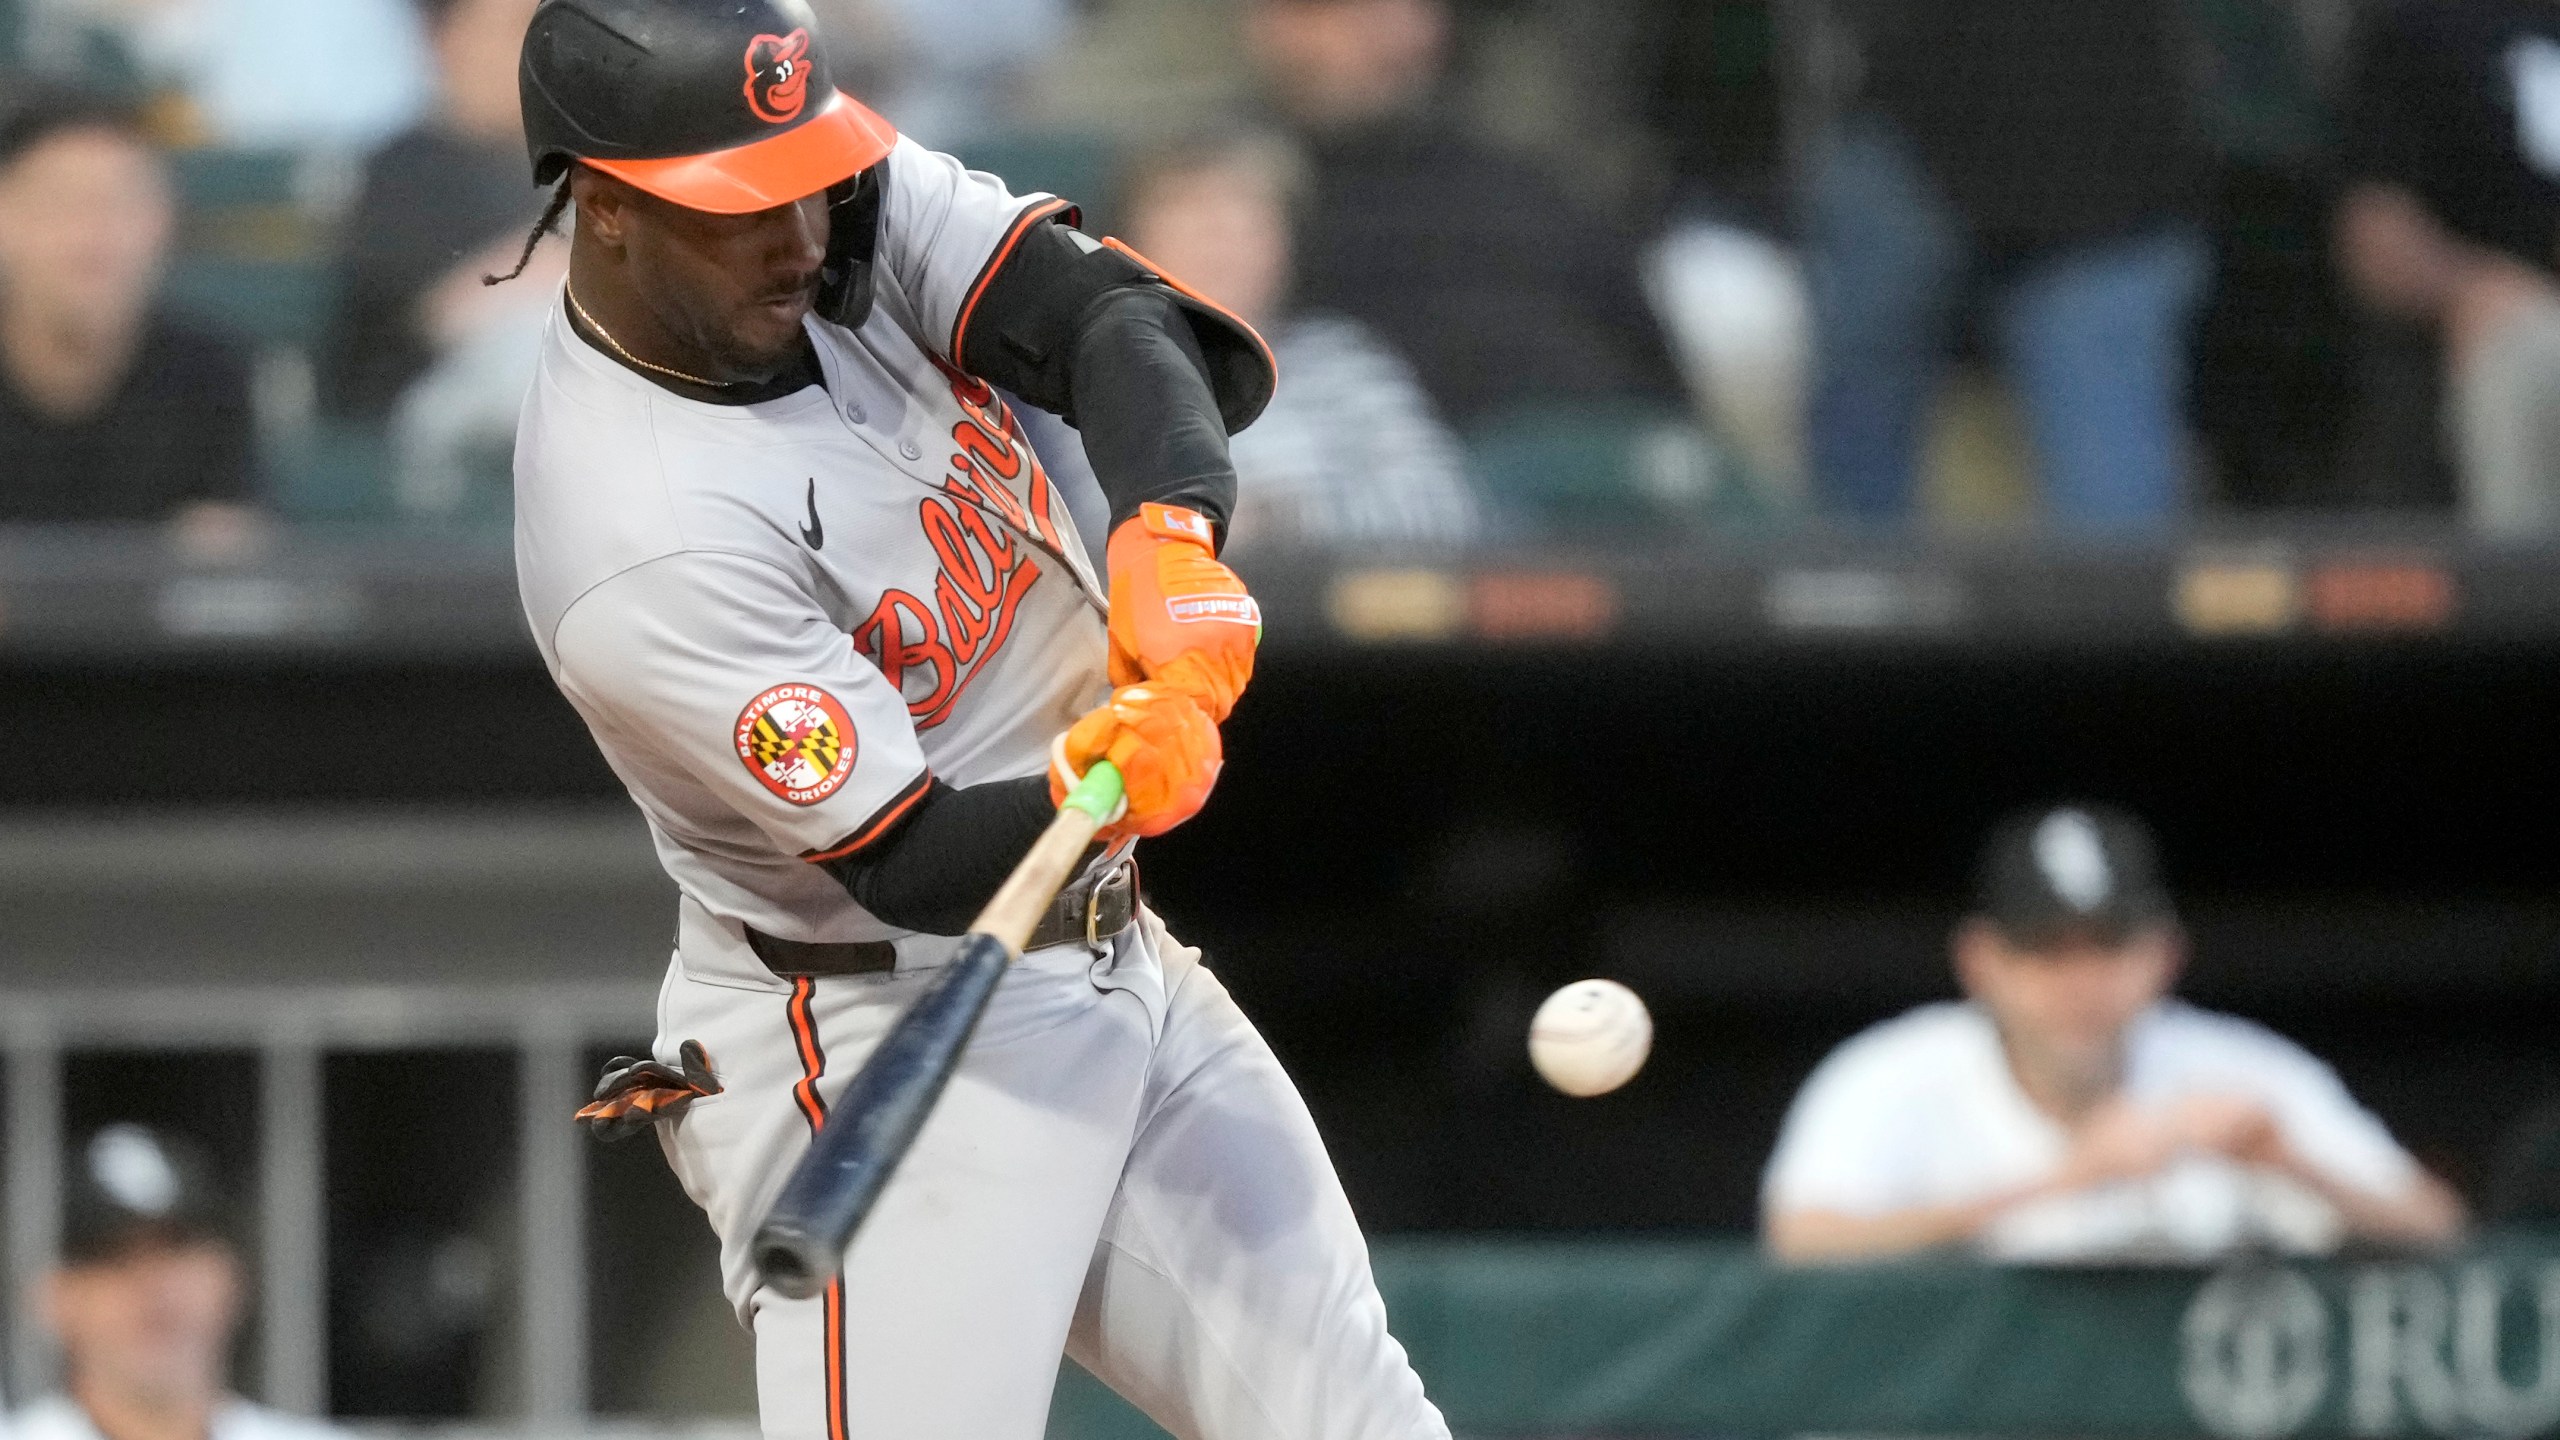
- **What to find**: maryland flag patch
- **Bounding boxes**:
[735,684,857,805]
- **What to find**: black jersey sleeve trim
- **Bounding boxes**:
[955,218,1275,434]
[813,774,1059,936]
[799,768,936,863]
[950,197,1078,371]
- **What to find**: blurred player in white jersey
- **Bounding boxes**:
[1763,805,2466,1263]
[11,1126,344,1440]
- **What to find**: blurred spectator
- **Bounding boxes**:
[1120,129,1478,551]
[1015,0,1257,142]
[809,0,1072,149]
[0,82,260,541]
[1800,0,2211,532]
[26,0,429,149]
[1762,805,2464,1264]
[1631,0,1807,499]
[2338,1,2560,538]
[1242,0,1688,430]
[13,1125,343,1440]
[320,0,552,518]
[1649,220,1810,506]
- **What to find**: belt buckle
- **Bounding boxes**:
[1085,861,1130,953]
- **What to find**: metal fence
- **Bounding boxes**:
[0,982,662,1419]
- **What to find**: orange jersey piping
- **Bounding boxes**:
[948,197,1076,371]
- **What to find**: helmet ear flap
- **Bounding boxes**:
[815,165,884,328]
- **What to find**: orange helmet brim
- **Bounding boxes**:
[585,91,897,214]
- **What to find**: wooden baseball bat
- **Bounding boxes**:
[749,761,1127,1301]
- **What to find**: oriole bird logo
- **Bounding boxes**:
[743,29,812,124]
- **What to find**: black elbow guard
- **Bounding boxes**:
[956,218,1276,433]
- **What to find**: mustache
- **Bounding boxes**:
[755,272,821,304]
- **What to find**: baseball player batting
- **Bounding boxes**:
[498,2,1450,1437]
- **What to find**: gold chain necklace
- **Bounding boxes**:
[565,285,740,390]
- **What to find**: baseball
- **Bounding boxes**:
[1528,979,1653,1097]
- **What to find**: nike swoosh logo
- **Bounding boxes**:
[799,478,824,550]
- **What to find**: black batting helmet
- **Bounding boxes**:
[519,0,895,215]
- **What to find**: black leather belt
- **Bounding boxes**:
[748,863,1137,978]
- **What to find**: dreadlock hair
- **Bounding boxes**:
[484,177,574,286]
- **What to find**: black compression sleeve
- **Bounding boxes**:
[961,220,1245,535]
[818,775,1056,934]
[1068,287,1238,532]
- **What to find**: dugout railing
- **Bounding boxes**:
[0,982,660,1420]
[1050,1236,2560,1440]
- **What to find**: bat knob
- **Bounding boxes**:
[753,1220,837,1301]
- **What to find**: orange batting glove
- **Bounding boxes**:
[1048,683,1222,839]
[1107,503,1261,723]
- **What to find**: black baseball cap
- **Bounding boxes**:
[61,1124,234,1266]
[1971,804,2176,949]
[0,80,151,172]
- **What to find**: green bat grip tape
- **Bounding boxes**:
[1062,760,1126,823]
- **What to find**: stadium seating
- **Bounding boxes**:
[163,147,337,350]
[1464,401,1776,535]
[953,132,1119,227]
[158,147,395,515]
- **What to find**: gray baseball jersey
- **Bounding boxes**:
[516,134,1453,1440]
[514,135,1108,985]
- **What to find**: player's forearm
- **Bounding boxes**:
[818,775,1061,934]
[1763,1195,2019,1263]
[1066,287,1237,536]
[2275,1151,2468,1250]
[2340,1177,2467,1250]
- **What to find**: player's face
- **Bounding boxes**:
[599,179,830,383]
[1957,921,2181,1080]
[44,1238,242,1409]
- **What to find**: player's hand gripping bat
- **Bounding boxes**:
[750,761,1128,1300]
